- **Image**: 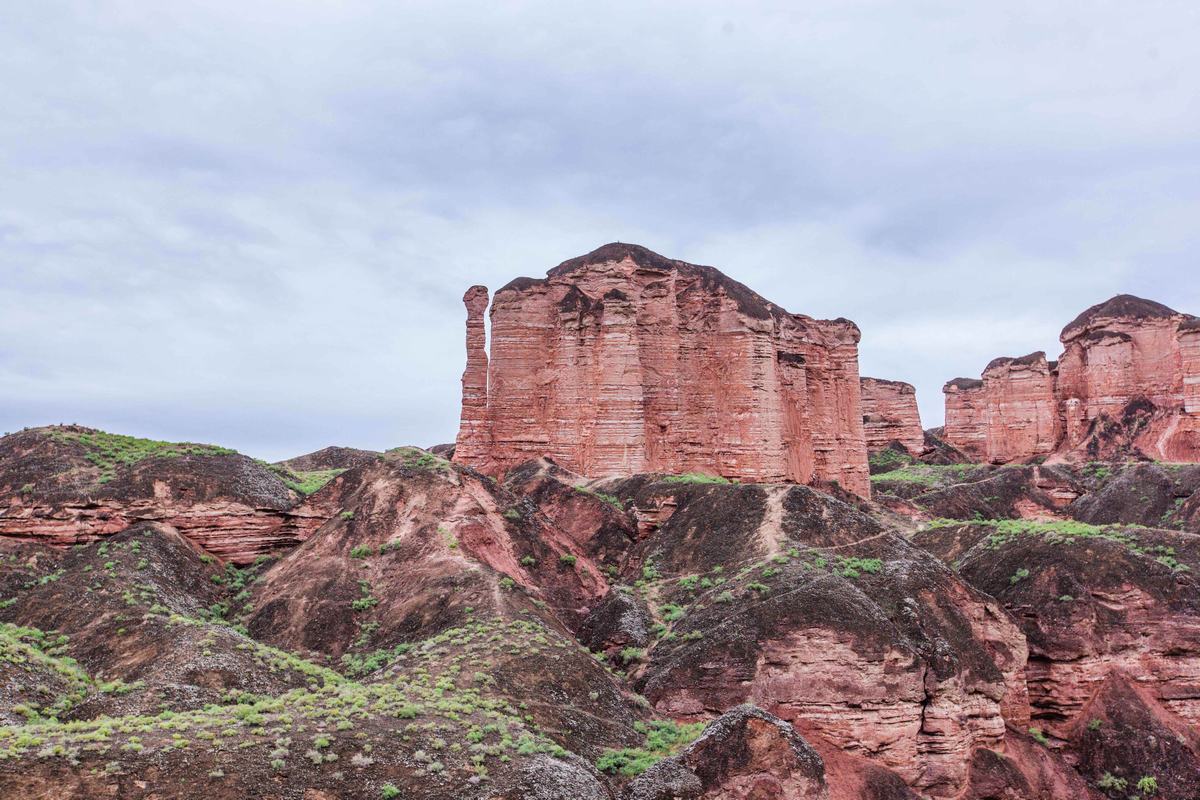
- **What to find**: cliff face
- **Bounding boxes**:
[453,243,871,495]
[943,295,1200,463]
[859,377,924,455]
[0,426,332,563]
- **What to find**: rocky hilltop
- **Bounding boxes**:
[2,420,1198,798]
[453,243,871,496]
[944,295,1200,464]
[0,426,338,562]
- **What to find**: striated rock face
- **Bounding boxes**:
[625,705,828,800]
[453,243,871,496]
[1069,672,1200,800]
[0,427,331,563]
[944,295,1200,463]
[915,520,1200,738]
[600,477,1027,798]
[859,378,924,456]
[943,379,988,461]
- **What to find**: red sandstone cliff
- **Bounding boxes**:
[944,295,1200,463]
[859,377,924,456]
[453,243,871,495]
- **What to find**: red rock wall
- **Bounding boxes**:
[943,379,987,461]
[979,353,1059,463]
[943,296,1200,463]
[860,377,924,455]
[453,243,871,496]
[0,497,328,563]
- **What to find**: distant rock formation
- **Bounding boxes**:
[944,295,1200,463]
[860,377,924,456]
[453,243,871,495]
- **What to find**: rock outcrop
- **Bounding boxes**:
[598,476,1027,798]
[0,427,332,563]
[944,295,1200,464]
[453,243,871,496]
[859,378,924,456]
[914,519,1200,739]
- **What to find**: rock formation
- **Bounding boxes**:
[453,243,871,496]
[944,295,1200,463]
[0,426,333,562]
[859,377,924,456]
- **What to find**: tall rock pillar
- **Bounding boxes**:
[454,285,491,466]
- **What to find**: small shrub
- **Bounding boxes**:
[559,554,577,567]
[349,545,374,559]
[1027,727,1049,746]
[340,511,355,520]
[1009,568,1031,585]
[1136,776,1158,795]
[381,785,401,800]
[660,473,730,485]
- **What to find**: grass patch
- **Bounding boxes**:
[595,720,706,777]
[50,429,236,484]
[660,473,731,485]
[870,463,979,487]
[573,486,624,511]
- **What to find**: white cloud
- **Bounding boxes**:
[2,1,1198,456]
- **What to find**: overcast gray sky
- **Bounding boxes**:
[3,2,1199,461]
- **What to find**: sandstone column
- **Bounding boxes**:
[453,285,491,466]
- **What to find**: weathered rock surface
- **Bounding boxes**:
[960,727,1093,800]
[915,520,1200,739]
[1069,672,1200,800]
[601,477,1026,798]
[275,446,381,472]
[625,705,828,799]
[870,461,1200,534]
[0,427,331,563]
[944,295,1200,463]
[453,243,871,495]
[860,378,924,457]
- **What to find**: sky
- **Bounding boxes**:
[3,2,1199,461]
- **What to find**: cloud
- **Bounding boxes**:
[2,1,1198,459]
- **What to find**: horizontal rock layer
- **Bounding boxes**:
[860,377,924,455]
[453,243,871,495]
[944,295,1200,463]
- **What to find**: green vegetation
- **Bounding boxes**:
[939,519,1194,573]
[1009,568,1031,585]
[273,467,346,496]
[573,485,625,511]
[349,545,374,559]
[0,617,573,783]
[1136,776,1158,795]
[835,556,883,579]
[595,719,706,777]
[351,581,380,612]
[1097,773,1126,793]
[387,446,451,473]
[869,463,979,487]
[1027,726,1049,745]
[660,473,731,485]
[49,429,236,484]
[381,784,401,799]
[868,448,912,474]
[558,554,577,567]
